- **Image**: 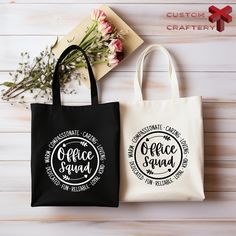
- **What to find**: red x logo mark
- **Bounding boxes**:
[209,5,232,32]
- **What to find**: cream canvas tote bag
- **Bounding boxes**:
[120,44,205,201]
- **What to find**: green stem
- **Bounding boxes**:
[79,35,97,50]
[92,48,109,53]
[7,86,33,100]
[74,60,108,69]
[79,21,97,46]
[63,51,83,66]
[61,22,98,66]
[63,35,97,66]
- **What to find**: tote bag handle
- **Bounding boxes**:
[52,45,98,106]
[134,44,180,101]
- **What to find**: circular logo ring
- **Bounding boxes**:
[50,136,100,186]
[134,131,183,180]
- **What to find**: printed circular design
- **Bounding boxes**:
[51,137,100,186]
[134,131,183,180]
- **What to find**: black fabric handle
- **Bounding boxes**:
[52,45,98,106]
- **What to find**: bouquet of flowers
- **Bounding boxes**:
[0,9,125,103]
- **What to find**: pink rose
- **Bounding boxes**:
[108,54,120,67]
[109,39,123,52]
[98,20,113,36]
[91,9,106,22]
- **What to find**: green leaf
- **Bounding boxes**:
[0,82,16,87]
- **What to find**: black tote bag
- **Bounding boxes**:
[31,45,120,207]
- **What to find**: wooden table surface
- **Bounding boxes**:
[1,0,236,235]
